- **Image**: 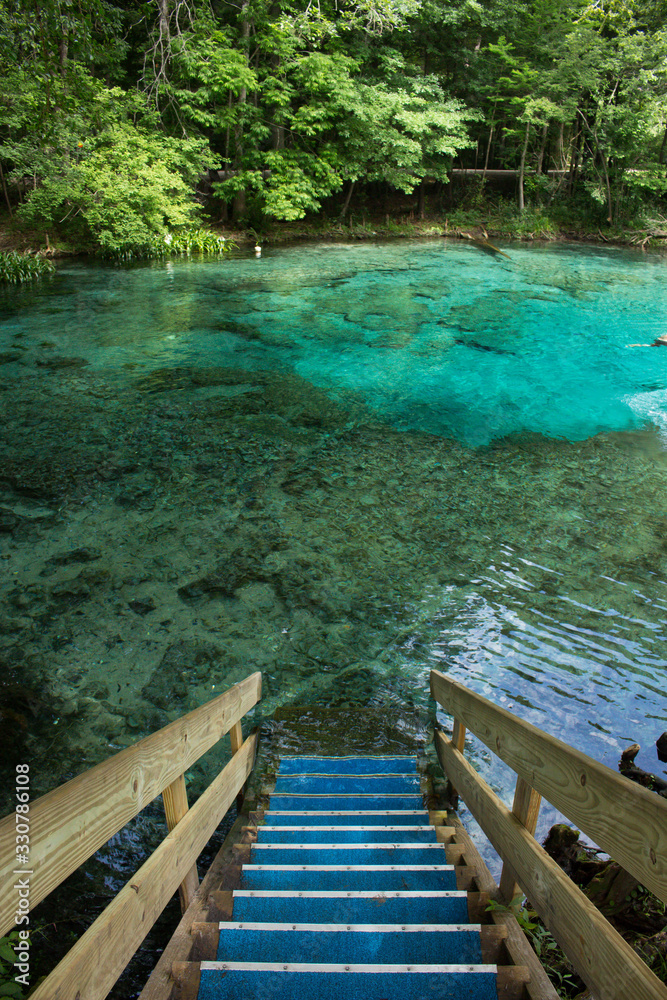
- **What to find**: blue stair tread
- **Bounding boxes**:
[267,796,425,810]
[240,867,458,891]
[256,827,438,844]
[216,925,484,964]
[250,845,446,865]
[231,891,469,925]
[278,757,417,775]
[262,811,430,826]
[198,965,498,1000]
[274,775,420,794]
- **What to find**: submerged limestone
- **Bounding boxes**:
[1,352,667,815]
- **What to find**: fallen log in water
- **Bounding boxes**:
[458,231,512,260]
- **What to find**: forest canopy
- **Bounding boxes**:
[1,0,666,251]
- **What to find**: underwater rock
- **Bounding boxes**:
[0,508,23,533]
[49,579,92,605]
[141,640,225,709]
[128,597,156,616]
[35,355,89,370]
[114,474,157,509]
[177,542,272,601]
[47,547,102,566]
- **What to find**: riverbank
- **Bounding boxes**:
[2,204,667,260]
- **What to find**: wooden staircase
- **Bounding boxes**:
[2,671,665,1000]
[169,754,545,1000]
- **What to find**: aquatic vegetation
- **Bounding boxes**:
[0,252,54,284]
[105,228,234,261]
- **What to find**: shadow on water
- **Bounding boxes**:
[1,239,667,994]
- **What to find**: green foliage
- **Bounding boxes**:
[0,931,27,998]
[1,0,666,239]
[0,251,54,284]
[11,85,207,253]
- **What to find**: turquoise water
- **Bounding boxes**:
[5,240,667,445]
[1,238,667,851]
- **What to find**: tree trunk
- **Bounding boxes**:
[340,180,355,219]
[0,161,12,216]
[518,121,530,212]
[536,123,548,175]
[556,121,565,169]
[482,124,494,180]
[596,142,613,224]
[59,34,68,77]
[418,179,425,219]
[233,2,251,220]
[567,118,582,196]
[659,123,667,164]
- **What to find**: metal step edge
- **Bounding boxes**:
[216,922,482,933]
[268,793,422,798]
[233,890,468,898]
[275,774,420,779]
[257,826,437,832]
[263,811,429,816]
[279,756,417,761]
[242,865,456,871]
[200,961,497,974]
[249,844,447,850]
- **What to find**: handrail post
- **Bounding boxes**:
[446,718,467,801]
[499,775,542,903]
[230,721,246,810]
[452,718,466,752]
[162,774,199,913]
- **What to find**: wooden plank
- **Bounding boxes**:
[449,813,557,1000]
[139,815,249,1000]
[190,922,219,961]
[499,777,541,903]
[480,924,508,963]
[162,774,199,913]
[496,966,531,1000]
[431,669,667,904]
[435,730,667,1000]
[170,961,201,1000]
[29,734,258,1000]
[466,891,492,923]
[0,671,261,936]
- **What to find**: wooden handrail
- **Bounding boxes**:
[0,670,261,936]
[29,734,258,1000]
[431,669,667,903]
[435,729,667,1000]
[431,669,667,1000]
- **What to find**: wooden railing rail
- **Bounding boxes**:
[430,670,667,902]
[431,669,667,1000]
[0,671,261,1000]
[30,734,258,1000]
[0,670,261,936]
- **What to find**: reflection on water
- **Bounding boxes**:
[1,240,667,870]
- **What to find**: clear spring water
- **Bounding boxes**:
[1,238,667,888]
